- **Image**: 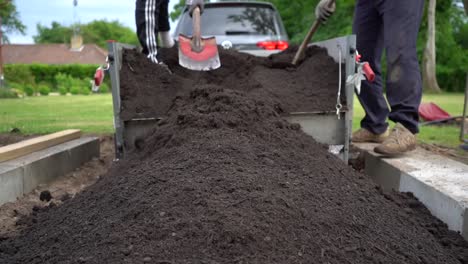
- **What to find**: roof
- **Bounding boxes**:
[3,44,108,65]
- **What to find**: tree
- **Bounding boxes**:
[81,20,139,48]
[422,0,441,93]
[33,20,139,49]
[170,0,186,22]
[34,22,72,44]
[0,0,26,43]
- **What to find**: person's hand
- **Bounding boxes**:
[315,0,336,24]
[187,0,204,17]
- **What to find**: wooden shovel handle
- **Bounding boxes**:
[292,0,336,65]
[292,20,321,65]
[192,6,203,52]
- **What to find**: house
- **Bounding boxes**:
[3,41,107,65]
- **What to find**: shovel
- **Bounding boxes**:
[292,0,335,66]
[178,7,220,71]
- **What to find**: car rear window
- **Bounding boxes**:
[178,5,281,36]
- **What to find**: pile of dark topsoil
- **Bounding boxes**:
[119,45,343,121]
[1,49,468,264]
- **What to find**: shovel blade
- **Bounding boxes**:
[178,34,221,71]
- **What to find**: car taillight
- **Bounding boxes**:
[276,41,289,51]
[257,41,289,51]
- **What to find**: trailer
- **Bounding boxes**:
[107,35,357,162]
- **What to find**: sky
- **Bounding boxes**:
[9,0,178,44]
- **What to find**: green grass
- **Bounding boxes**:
[353,93,465,148]
[0,92,465,148]
[0,95,114,134]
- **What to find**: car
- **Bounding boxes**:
[174,1,289,57]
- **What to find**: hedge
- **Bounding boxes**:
[0,88,18,99]
[4,64,99,89]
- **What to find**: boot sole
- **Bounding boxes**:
[374,145,417,157]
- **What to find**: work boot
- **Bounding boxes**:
[374,123,417,156]
[352,128,389,143]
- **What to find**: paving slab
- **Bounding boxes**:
[0,137,99,205]
[354,143,468,240]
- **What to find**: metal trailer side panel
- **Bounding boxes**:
[108,36,356,162]
[305,35,356,162]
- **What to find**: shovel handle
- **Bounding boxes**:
[292,20,321,65]
[292,0,336,65]
[192,6,202,52]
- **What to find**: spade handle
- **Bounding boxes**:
[192,7,203,53]
[292,0,335,65]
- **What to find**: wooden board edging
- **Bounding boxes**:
[0,129,82,162]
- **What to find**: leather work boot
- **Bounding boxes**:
[374,123,417,156]
[352,128,389,143]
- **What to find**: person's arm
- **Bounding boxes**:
[315,0,336,23]
[186,0,205,16]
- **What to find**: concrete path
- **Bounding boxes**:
[0,137,99,205]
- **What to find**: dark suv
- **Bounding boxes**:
[174,1,289,57]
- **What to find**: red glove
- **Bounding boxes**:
[94,67,105,87]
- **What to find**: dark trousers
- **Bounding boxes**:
[353,0,424,134]
[135,0,171,63]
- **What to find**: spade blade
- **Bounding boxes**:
[178,34,221,71]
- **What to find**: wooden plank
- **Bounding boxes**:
[0,129,82,162]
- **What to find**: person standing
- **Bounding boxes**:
[316,0,424,156]
[135,0,205,64]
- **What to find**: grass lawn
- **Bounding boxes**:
[0,94,114,134]
[353,93,465,148]
[0,92,465,148]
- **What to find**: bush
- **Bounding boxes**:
[9,88,24,97]
[5,64,99,91]
[80,87,91,95]
[6,82,21,90]
[70,86,80,95]
[0,88,18,99]
[58,86,68,95]
[98,82,110,93]
[39,86,51,96]
[31,64,97,85]
[24,86,35,96]
[55,73,73,93]
[4,65,36,85]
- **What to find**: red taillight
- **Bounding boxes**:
[257,41,276,50]
[276,41,289,51]
[257,41,289,51]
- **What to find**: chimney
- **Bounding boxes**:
[70,34,84,52]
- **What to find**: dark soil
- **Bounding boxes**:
[1,49,468,263]
[120,45,343,121]
[0,133,35,147]
[1,84,468,263]
[0,135,114,238]
[389,191,468,263]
